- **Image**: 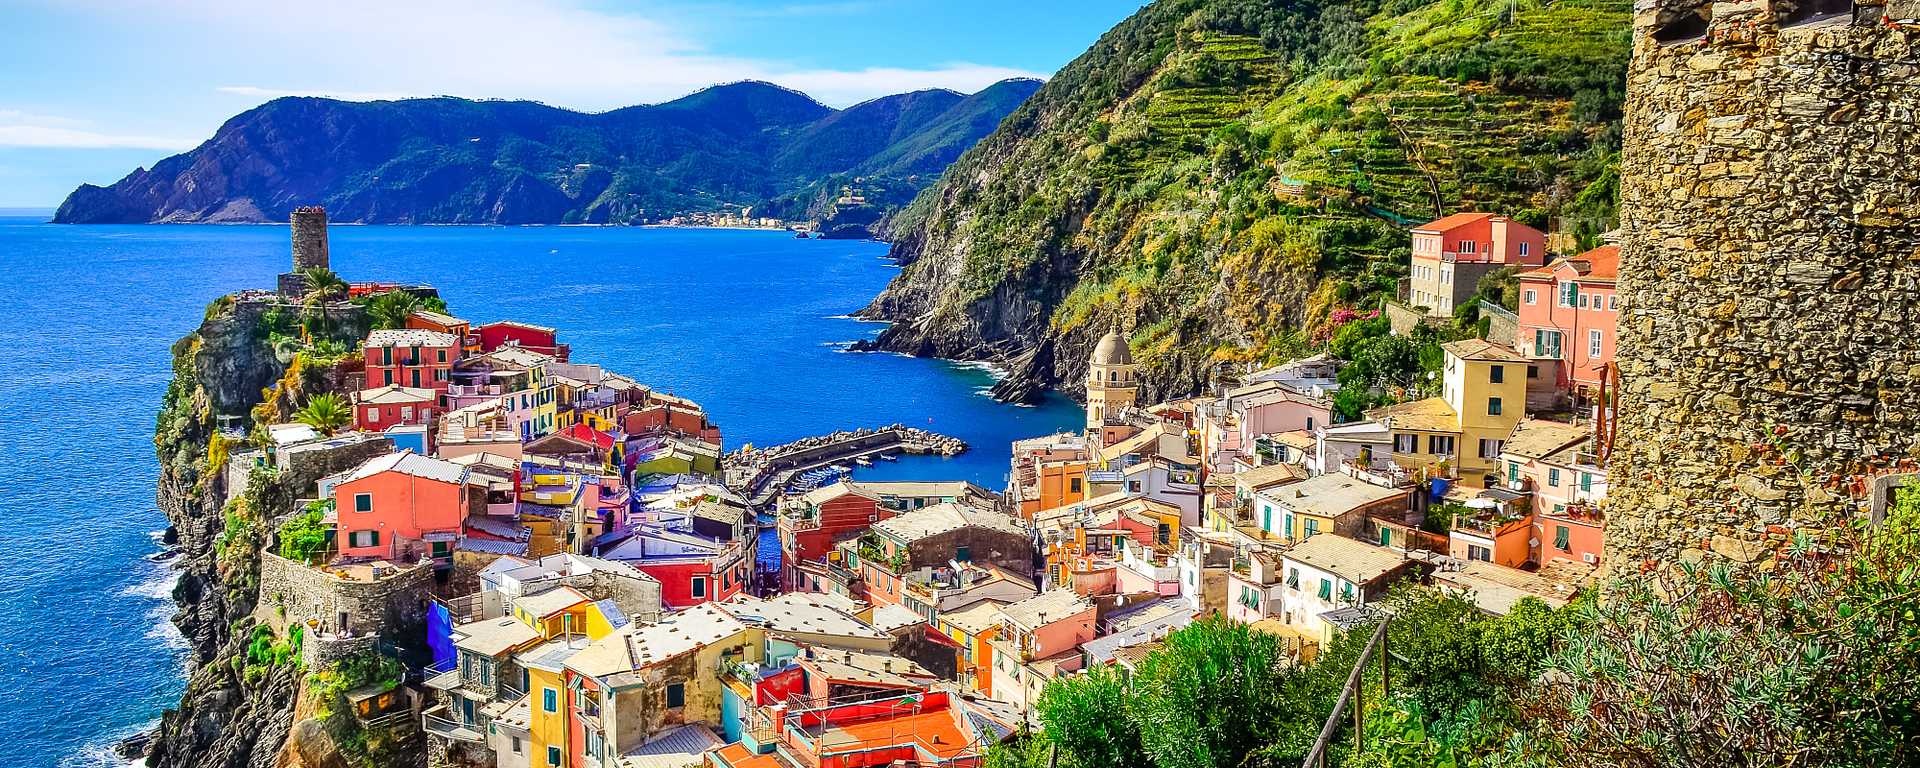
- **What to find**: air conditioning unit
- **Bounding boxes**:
[1582,552,1598,564]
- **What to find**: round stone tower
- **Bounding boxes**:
[290,206,330,272]
[1607,0,1920,567]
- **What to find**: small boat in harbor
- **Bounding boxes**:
[855,456,874,467]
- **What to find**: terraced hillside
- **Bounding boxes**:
[862,0,1630,402]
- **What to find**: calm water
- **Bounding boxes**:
[0,214,1079,768]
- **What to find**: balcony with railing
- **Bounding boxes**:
[421,705,485,743]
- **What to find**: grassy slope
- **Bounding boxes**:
[890,0,1627,392]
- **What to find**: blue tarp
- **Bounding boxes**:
[1428,477,1452,503]
[426,601,455,670]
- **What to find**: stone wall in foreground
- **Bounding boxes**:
[1608,0,1920,567]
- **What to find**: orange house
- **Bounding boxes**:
[1408,212,1548,317]
[1449,511,1534,569]
[330,451,472,564]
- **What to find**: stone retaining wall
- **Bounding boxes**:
[259,551,436,641]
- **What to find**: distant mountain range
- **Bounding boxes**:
[53,78,1042,225]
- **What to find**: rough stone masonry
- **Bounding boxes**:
[1608,0,1920,566]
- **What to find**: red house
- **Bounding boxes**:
[1408,212,1548,317]
[329,451,472,564]
[779,482,901,591]
[405,310,475,354]
[1516,245,1620,401]
[364,328,461,395]
[475,320,568,361]
[595,528,749,607]
[352,385,439,433]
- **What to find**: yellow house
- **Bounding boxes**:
[1369,339,1527,480]
[563,603,763,765]
[512,586,622,640]
[517,635,593,768]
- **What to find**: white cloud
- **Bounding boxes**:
[0,110,196,149]
[109,0,1044,110]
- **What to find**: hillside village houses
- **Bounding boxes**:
[234,208,1625,768]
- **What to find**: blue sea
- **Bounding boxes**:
[0,212,1079,768]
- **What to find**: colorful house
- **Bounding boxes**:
[1370,340,1529,480]
[407,309,476,354]
[1251,473,1411,543]
[1516,245,1620,402]
[1276,535,1414,648]
[596,527,751,607]
[987,590,1096,715]
[1448,508,1535,568]
[780,482,898,591]
[1008,433,1092,520]
[476,320,567,360]
[563,603,759,768]
[353,384,440,433]
[365,328,462,395]
[856,503,1033,613]
[330,451,472,564]
[1407,212,1549,317]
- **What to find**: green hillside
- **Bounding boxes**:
[864,0,1628,398]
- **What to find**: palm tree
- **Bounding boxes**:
[300,267,347,305]
[292,392,352,436]
[366,290,422,330]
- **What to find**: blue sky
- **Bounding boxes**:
[0,0,1145,206]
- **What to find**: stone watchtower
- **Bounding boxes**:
[1607,0,1920,566]
[277,206,332,297]
[290,206,330,272]
[1086,329,1139,432]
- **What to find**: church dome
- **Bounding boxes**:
[1091,330,1133,366]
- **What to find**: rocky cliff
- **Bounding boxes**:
[858,0,1630,402]
[145,295,404,768]
[55,80,1037,226]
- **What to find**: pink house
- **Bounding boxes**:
[990,589,1097,710]
[329,451,472,564]
[1408,213,1549,317]
[1517,245,1620,402]
[352,385,439,433]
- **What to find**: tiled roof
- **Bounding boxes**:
[1413,212,1495,232]
[718,593,888,640]
[1260,474,1407,520]
[453,616,541,657]
[1519,245,1621,282]
[367,328,460,348]
[337,450,469,486]
[1234,462,1309,492]
[997,589,1092,630]
[940,600,1008,635]
[873,502,1027,543]
[354,384,437,405]
[409,309,467,327]
[864,603,925,633]
[568,603,748,678]
[514,585,589,618]
[618,724,723,768]
[1367,397,1459,433]
[1501,419,1589,461]
[1442,338,1529,363]
[1283,534,1410,585]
